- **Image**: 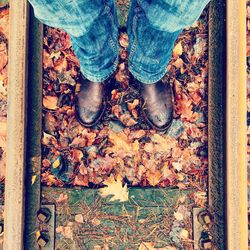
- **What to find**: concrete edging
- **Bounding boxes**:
[4,0,29,249]
[226,0,248,249]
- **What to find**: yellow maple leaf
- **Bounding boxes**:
[99,174,129,202]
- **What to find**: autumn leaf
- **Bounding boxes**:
[173,41,183,57]
[0,8,9,38]
[31,175,37,185]
[71,148,83,162]
[106,130,139,156]
[99,174,129,202]
[0,42,7,71]
[146,170,162,186]
[56,193,68,203]
[127,99,139,111]
[43,95,59,110]
[179,229,189,239]
[54,57,68,73]
[56,225,73,239]
[73,174,89,187]
[174,211,184,221]
[119,33,129,48]
[75,214,84,223]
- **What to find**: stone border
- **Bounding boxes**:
[226,0,248,249]
[23,8,44,250]
[4,0,29,249]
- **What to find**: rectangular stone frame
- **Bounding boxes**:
[3,0,247,249]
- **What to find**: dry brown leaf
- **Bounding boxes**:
[56,225,73,239]
[70,136,86,147]
[43,49,53,68]
[120,113,137,126]
[127,99,139,111]
[91,217,101,226]
[0,8,9,38]
[75,214,84,223]
[106,131,139,156]
[99,174,129,202]
[43,95,59,110]
[146,170,162,186]
[73,174,89,187]
[71,148,83,162]
[0,42,7,71]
[56,193,68,203]
[54,57,68,73]
[0,118,7,137]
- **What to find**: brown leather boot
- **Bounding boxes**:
[75,75,111,127]
[139,79,174,132]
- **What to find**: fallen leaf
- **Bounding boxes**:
[173,42,183,57]
[56,225,73,239]
[71,148,83,162]
[174,211,184,221]
[43,95,59,110]
[75,214,84,223]
[172,162,182,171]
[0,8,9,38]
[73,174,89,187]
[99,174,129,202]
[146,170,162,186]
[127,99,139,111]
[179,229,189,239]
[0,42,7,71]
[91,217,101,226]
[31,175,37,185]
[54,57,68,73]
[56,193,68,203]
[119,33,129,48]
[52,158,61,168]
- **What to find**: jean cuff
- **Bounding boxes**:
[128,61,167,84]
[80,56,119,82]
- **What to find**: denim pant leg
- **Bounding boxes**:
[28,0,119,82]
[127,0,211,84]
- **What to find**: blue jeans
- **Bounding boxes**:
[28,0,210,84]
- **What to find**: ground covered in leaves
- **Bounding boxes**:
[42,11,209,194]
[40,3,210,250]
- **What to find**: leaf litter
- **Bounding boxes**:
[41,21,208,193]
[41,4,210,249]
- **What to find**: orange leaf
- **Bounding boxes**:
[43,95,59,110]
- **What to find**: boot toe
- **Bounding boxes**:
[76,106,104,127]
[146,108,173,131]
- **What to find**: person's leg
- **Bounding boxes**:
[127,0,210,131]
[28,0,119,127]
[29,0,119,82]
[127,0,210,84]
